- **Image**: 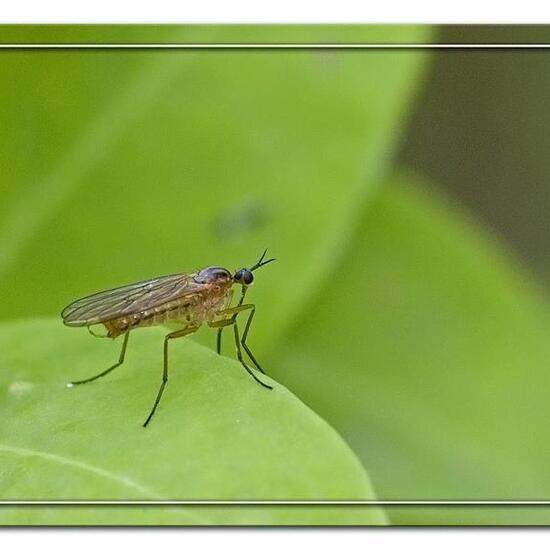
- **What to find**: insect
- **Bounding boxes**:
[61,250,275,427]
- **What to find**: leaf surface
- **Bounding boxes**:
[270,175,550,523]
[0,319,385,524]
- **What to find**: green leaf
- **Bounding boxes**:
[0,24,433,524]
[269,174,550,524]
[0,25,430,360]
[0,318,385,525]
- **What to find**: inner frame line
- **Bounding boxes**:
[2,500,550,505]
[2,43,550,49]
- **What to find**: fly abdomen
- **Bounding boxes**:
[102,299,195,337]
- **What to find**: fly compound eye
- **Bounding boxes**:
[235,269,254,285]
[243,270,254,285]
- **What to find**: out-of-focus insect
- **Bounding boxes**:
[61,250,276,427]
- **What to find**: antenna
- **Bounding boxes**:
[249,249,276,272]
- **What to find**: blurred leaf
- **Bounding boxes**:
[0,318,385,525]
[269,174,550,524]
[0,25,434,524]
[0,25,430,361]
[0,24,431,44]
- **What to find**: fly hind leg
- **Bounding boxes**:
[142,326,198,428]
[68,330,130,386]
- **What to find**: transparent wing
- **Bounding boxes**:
[61,272,202,327]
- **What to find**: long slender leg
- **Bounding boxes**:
[232,321,272,390]
[210,311,271,388]
[217,286,247,358]
[240,306,266,375]
[216,304,265,374]
[216,328,223,354]
[142,326,197,428]
[209,318,235,354]
[68,331,130,386]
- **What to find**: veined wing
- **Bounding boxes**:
[61,272,202,327]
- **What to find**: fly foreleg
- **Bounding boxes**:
[210,305,272,389]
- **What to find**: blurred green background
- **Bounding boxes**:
[2,24,550,524]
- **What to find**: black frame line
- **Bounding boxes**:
[3,43,550,49]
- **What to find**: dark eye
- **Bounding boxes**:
[243,270,253,284]
[235,269,254,285]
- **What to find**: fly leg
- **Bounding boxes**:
[212,303,253,356]
[87,326,110,338]
[210,304,251,355]
[211,304,272,389]
[239,306,266,375]
[233,320,272,390]
[142,326,198,428]
[216,327,223,355]
[216,304,265,373]
[68,330,130,386]
[208,319,234,355]
[210,315,244,357]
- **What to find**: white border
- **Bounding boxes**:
[3,0,550,24]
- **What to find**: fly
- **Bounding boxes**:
[61,249,276,427]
